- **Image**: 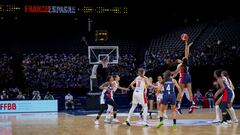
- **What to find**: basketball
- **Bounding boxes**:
[181,33,189,41]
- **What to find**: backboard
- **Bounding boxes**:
[88,46,119,65]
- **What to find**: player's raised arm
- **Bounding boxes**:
[184,42,193,58]
[184,40,188,58]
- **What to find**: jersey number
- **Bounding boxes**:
[137,81,141,87]
[166,84,170,91]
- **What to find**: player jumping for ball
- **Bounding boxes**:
[172,38,195,114]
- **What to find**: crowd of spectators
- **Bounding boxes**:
[22,53,92,90]
[0,52,137,97]
[21,53,137,90]
[0,87,56,100]
[189,42,239,66]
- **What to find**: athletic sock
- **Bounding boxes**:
[226,112,231,121]
[215,105,220,120]
[140,110,143,115]
[160,117,163,122]
[113,113,117,119]
[173,119,176,124]
[149,112,152,117]
[222,114,227,122]
[96,115,100,120]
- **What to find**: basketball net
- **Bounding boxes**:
[101,59,108,68]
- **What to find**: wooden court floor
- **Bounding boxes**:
[0,109,239,135]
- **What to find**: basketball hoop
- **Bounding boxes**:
[101,60,108,68]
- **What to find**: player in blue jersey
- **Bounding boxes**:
[156,70,182,128]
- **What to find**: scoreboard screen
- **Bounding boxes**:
[0,1,128,15]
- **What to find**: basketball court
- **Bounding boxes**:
[0,109,239,135]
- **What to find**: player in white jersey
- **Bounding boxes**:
[105,75,129,123]
[124,68,154,126]
[155,76,168,119]
[221,70,238,123]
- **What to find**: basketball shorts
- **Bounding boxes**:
[179,74,191,84]
[162,94,176,105]
[147,93,154,100]
[132,90,147,105]
[221,88,233,104]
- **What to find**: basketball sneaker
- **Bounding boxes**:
[233,119,239,123]
[188,106,195,114]
[104,118,111,123]
[172,124,177,129]
[156,121,164,128]
[94,120,100,125]
[123,120,131,126]
[220,121,229,127]
[227,120,232,124]
[176,108,182,115]
[112,118,120,123]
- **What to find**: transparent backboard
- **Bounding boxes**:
[88,46,119,64]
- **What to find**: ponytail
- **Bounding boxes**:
[163,70,171,83]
